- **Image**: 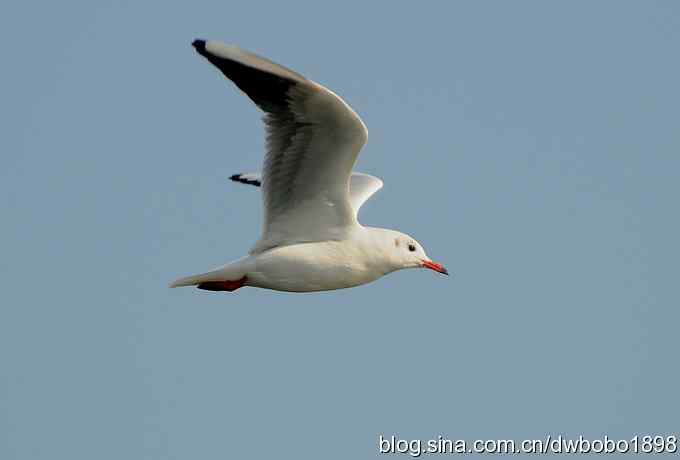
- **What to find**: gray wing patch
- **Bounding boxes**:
[230,171,383,216]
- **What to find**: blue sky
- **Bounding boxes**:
[2,1,679,458]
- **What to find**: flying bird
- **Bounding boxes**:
[170,40,448,293]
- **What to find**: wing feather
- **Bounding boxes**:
[230,172,383,216]
[193,40,369,253]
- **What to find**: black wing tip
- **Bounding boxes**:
[192,39,207,54]
[230,174,261,187]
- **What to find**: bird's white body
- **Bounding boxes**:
[170,40,447,293]
[173,227,407,292]
[247,230,390,292]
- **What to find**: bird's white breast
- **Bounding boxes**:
[246,238,388,292]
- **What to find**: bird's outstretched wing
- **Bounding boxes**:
[193,40,369,253]
[230,171,383,217]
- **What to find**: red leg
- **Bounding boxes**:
[197,276,247,292]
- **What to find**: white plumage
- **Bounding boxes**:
[230,171,384,218]
[170,40,447,293]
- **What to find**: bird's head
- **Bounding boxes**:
[388,231,448,276]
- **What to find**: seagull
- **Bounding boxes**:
[170,40,448,293]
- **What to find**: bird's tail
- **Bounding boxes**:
[169,258,249,291]
[169,270,222,288]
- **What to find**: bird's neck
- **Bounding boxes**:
[357,226,403,274]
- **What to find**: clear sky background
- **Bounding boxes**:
[2,1,679,458]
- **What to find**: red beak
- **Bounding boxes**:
[421,260,449,275]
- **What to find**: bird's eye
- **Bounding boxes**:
[408,244,416,252]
